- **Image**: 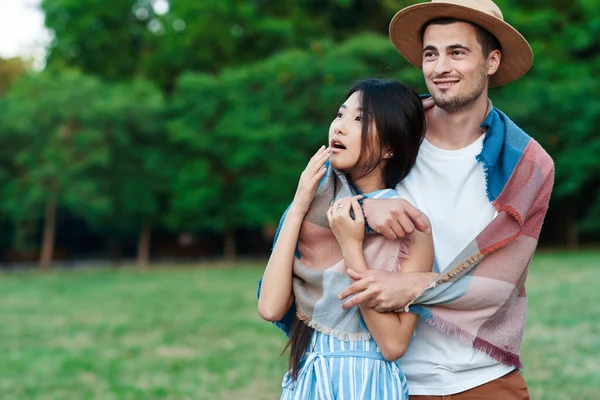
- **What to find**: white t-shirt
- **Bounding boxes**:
[396,136,514,395]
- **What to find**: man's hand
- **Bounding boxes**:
[362,198,431,240]
[422,96,435,110]
[339,269,436,312]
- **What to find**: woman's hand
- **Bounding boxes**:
[327,196,365,254]
[291,146,330,216]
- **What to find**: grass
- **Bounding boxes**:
[0,251,598,399]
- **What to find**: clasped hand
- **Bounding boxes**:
[327,196,365,254]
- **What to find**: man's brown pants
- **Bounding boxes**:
[410,370,529,400]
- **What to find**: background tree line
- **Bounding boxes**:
[0,0,598,269]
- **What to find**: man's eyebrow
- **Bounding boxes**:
[447,44,471,51]
[423,44,472,52]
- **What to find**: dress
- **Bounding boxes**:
[281,330,409,400]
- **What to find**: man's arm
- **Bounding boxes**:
[337,198,435,312]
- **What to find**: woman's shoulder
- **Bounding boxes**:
[363,188,400,200]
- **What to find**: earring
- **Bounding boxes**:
[385,152,393,158]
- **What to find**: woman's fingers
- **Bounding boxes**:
[307,147,330,177]
[326,203,334,224]
[351,199,364,224]
[310,145,327,160]
[331,196,364,219]
[309,146,330,166]
[333,198,352,218]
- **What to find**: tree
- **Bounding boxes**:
[81,79,167,269]
[0,71,108,269]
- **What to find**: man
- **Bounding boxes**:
[339,0,554,399]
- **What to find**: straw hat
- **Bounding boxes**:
[389,0,533,87]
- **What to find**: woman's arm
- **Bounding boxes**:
[258,207,303,321]
[329,198,434,361]
[258,146,330,322]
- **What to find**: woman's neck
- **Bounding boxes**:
[348,167,386,193]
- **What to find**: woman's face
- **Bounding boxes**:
[329,91,379,172]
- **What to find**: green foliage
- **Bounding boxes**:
[42,0,156,81]
[0,71,108,250]
[166,34,420,236]
[41,0,419,92]
[79,79,167,233]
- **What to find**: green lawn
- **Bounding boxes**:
[0,252,598,399]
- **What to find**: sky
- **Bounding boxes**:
[0,0,170,68]
[0,0,51,67]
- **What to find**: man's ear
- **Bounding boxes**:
[487,49,501,76]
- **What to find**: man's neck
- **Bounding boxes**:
[426,95,490,150]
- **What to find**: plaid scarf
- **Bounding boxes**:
[290,168,408,341]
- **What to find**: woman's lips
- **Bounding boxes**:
[330,138,346,152]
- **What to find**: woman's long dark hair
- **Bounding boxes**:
[283,78,426,381]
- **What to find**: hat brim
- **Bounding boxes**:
[389,3,533,87]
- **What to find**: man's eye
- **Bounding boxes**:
[424,52,435,58]
[453,50,465,56]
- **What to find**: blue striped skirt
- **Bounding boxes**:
[281,330,409,400]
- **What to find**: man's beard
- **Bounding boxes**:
[429,69,488,113]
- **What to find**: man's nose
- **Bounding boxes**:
[434,54,452,76]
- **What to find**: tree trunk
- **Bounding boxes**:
[224,226,236,262]
[566,197,579,250]
[137,222,152,270]
[39,194,58,271]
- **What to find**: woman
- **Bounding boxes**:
[258,78,433,399]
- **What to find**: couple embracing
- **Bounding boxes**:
[258,1,554,399]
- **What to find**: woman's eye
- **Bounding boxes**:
[336,112,343,118]
[355,116,363,122]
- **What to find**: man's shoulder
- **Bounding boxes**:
[493,108,554,168]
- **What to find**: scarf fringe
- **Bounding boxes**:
[476,151,494,203]
[418,312,522,369]
[436,252,484,285]
[394,237,410,272]
[433,201,525,285]
[297,310,372,342]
